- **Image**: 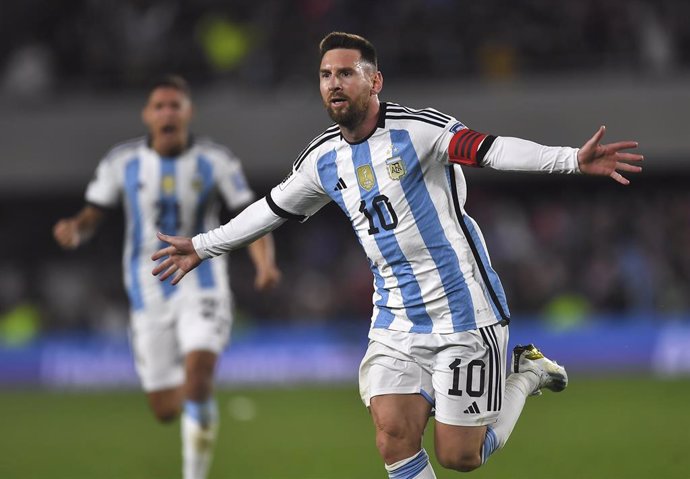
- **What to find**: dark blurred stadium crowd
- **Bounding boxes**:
[1,0,688,97]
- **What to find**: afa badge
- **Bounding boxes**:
[357,165,376,191]
[386,157,406,181]
[162,175,175,194]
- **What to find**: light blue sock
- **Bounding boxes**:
[482,426,499,464]
[184,398,218,427]
[385,449,436,479]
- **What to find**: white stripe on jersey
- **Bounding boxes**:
[86,137,254,311]
[271,103,510,334]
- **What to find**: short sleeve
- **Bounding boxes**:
[214,148,255,211]
[85,154,121,208]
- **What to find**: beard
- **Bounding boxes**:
[324,93,370,129]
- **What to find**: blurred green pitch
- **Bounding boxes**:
[1,377,688,479]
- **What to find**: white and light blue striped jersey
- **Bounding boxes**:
[86,136,254,311]
[268,102,510,334]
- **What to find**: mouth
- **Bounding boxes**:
[329,97,348,107]
[161,124,178,135]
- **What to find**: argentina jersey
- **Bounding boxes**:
[86,137,254,311]
[269,103,510,334]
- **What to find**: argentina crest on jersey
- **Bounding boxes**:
[386,156,406,181]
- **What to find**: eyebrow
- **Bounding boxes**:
[320,66,357,74]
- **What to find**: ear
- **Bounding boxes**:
[141,105,149,127]
[371,71,383,96]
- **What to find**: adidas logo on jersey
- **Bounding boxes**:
[334,177,347,191]
[463,401,481,414]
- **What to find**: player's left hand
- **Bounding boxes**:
[151,232,202,285]
[254,264,282,291]
[577,126,643,185]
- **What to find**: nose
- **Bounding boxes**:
[327,75,341,91]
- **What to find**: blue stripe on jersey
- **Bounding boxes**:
[316,149,395,328]
[124,158,144,311]
[316,150,349,216]
[462,214,510,319]
[195,156,216,289]
[350,142,433,333]
[158,159,178,298]
[391,130,476,332]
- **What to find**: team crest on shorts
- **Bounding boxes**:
[386,157,406,181]
[357,165,376,191]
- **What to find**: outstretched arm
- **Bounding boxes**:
[53,205,105,250]
[477,126,643,183]
[152,197,287,285]
[577,126,643,185]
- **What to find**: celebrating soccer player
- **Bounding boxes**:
[151,33,642,478]
[54,75,281,479]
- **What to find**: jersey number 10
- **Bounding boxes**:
[359,195,398,235]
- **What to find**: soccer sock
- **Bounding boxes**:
[181,398,219,479]
[385,449,437,479]
[482,372,536,464]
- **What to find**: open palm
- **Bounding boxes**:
[577,126,643,185]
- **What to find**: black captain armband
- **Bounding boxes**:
[265,194,306,222]
[448,129,496,167]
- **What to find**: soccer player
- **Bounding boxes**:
[151,34,643,478]
[53,75,281,479]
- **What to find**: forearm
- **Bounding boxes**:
[74,206,105,239]
[193,198,286,259]
[482,137,580,174]
[248,234,277,270]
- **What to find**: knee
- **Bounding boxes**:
[375,423,421,465]
[436,450,482,473]
[152,405,180,423]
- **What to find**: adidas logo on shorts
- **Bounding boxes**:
[463,401,481,414]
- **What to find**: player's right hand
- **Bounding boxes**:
[151,232,202,285]
[53,218,81,250]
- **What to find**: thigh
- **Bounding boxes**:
[130,307,184,393]
[432,323,508,427]
[176,292,232,355]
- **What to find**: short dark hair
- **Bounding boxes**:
[319,32,378,69]
[149,74,191,97]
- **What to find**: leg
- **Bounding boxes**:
[184,350,217,404]
[130,310,186,422]
[147,386,184,422]
[431,324,509,472]
[359,337,437,478]
[434,423,487,472]
[181,350,220,479]
[370,394,437,478]
[473,343,569,467]
[370,393,431,465]
[176,293,231,479]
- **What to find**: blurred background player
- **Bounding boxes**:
[151,33,642,478]
[53,74,281,479]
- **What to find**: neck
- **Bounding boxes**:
[339,97,380,143]
[151,136,188,157]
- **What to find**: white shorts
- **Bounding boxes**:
[129,291,232,392]
[359,323,508,427]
